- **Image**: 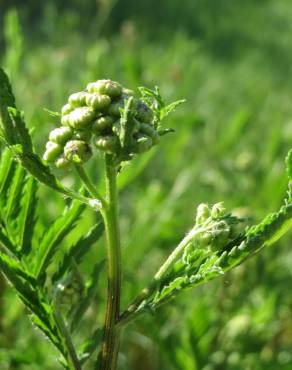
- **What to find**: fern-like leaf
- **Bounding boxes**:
[34,200,86,282]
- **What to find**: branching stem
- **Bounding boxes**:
[97,154,122,370]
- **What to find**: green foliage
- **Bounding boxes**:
[1,3,292,369]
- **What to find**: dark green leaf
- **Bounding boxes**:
[34,200,86,281]
[52,221,104,283]
[18,176,38,254]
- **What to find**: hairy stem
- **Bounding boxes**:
[98,154,121,370]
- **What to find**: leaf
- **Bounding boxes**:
[43,108,61,117]
[79,328,103,365]
[0,147,14,192]
[33,200,86,281]
[7,107,33,151]
[0,226,17,254]
[5,164,26,221]
[160,99,186,120]
[70,261,105,332]
[17,176,38,254]
[0,148,17,205]
[10,145,93,206]
[0,67,18,145]
[29,314,67,357]
[52,221,104,283]
[0,250,35,284]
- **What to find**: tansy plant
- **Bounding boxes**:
[0,67,292,370]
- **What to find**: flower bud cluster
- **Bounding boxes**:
[43,79,160,168]
[182,203,242,266]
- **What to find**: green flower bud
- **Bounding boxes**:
[93,80,123,97]
[68,92,87,107]
[196,203,211,225]
[107,99,124,117]
[43,142,63,162]
[68,107,95,129]
[211,202,226,219]
[132,134,153,153]
[135,100,154,123]
[61,114,70,126]
[61,103,73,115]
[139,123,160,144]
[64,140,92,164]
[94,135,119,154]
[122,88,134,96]
[49,127,73,145]
[55,156,71,169]
[92,115,115,133]
[85,93,111,110]
[74,130,92,142]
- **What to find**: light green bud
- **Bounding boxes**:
[73,130,92,142]
[92,115,115,133]
[132,134,153,153]
[61,103,73,115]
[94,135,119,154]
[93,80,123,97]
[61,114,70,126]
[49,127,73,145]
[55,156,71,169]
[211,202,226,219]
[64,140,92,164]
[107,99,124,117]
[85,93,111,110]
[122,88,134,96]
[43,142,63,162]
[68,92,87,107]
[135,100,154,123]
[196,203,211,225]
[68,107,96,129]
[139,123,160,144]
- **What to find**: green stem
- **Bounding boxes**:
[98,154,121,370]
[119,226,204,324]
[54,303,82,370]
[75,164,107,208]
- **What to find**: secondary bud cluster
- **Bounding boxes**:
[43,79,160,168]
[182,203,243,266]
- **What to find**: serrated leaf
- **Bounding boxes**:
[5,164,26,221]
[0,149,17,206]
[0,226,17,254]
[17,176,38,254]
[29,314,67,357]
[70,260,105,332]
[7,107,33,151]
[10,145,93,206]
[52,221,104,283]
[0,147,14,191]
[161,99,186,120]
[0,67,18,145]
[34,200,86,281]
[0,250,35,284]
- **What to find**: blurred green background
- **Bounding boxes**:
[1,1,292,369]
